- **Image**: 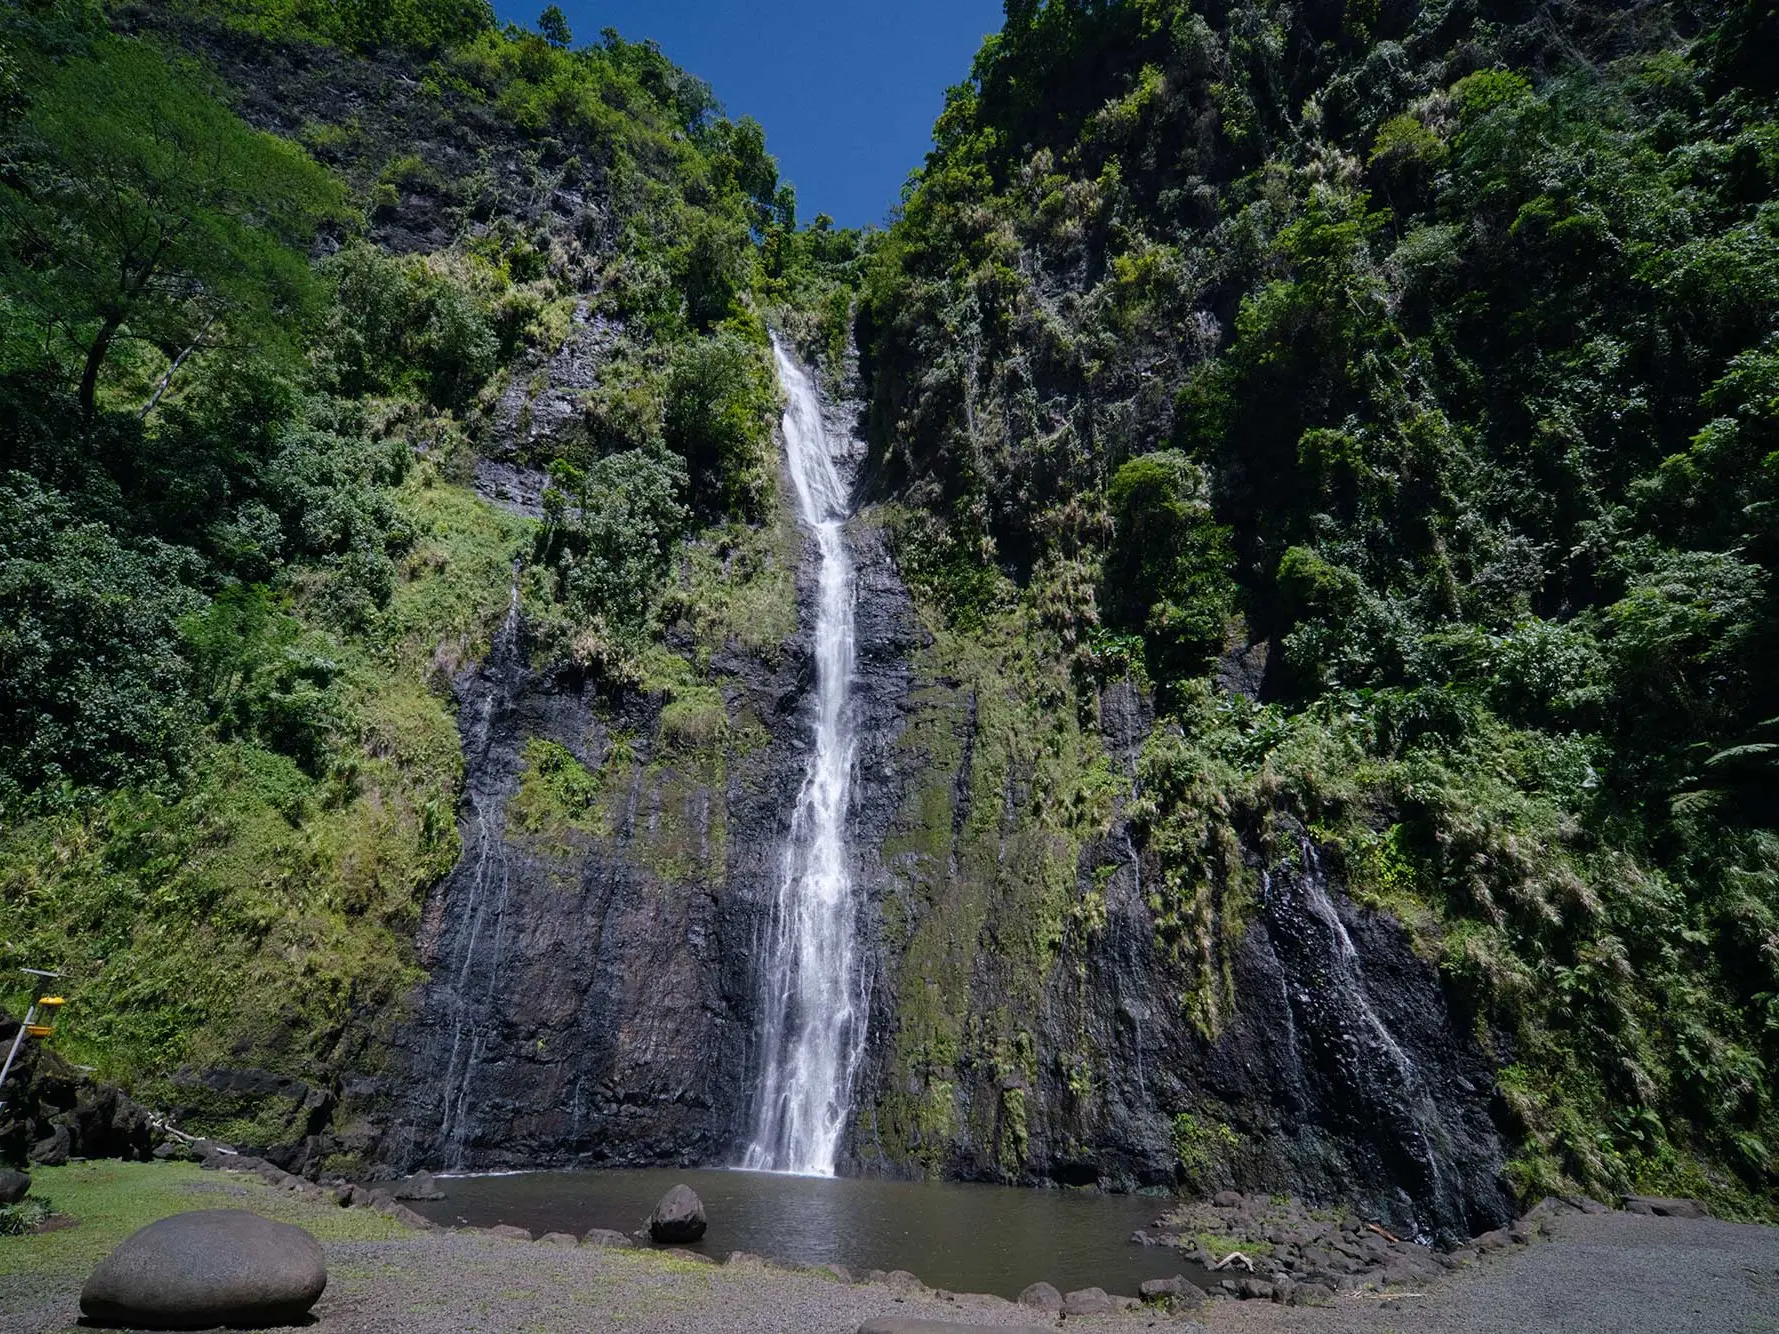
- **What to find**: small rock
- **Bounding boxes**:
[530,1231,573,1247]
[884,1268,924,1292]
[486,1224,532,1241]
[386,1204,436,1231]
[0,1168,30,1205]
[725,1251,766,1267]
[332,1183,355,1208]
[647,1184,707,1244]
[1214,1190,1244,1208]
[581,1227,635,1248]
[1061,1286,1115,1316]
[1622,1195,1708,1219]
[1139,1275,1207,1307]
[1238,1278,1275,1301]
[1114,1295,1141,1311]
[1472,1228,1510,1252]
[395,1172,446,1202]
[1017,1280,1062,1312]
[79,1210,325,1329]
[1293,1282,1336,1306]
[1271,1275,1298,1303]
[821,1263,853,1283]
[347,1185,373,1208]
[1443,1247,1478,1267]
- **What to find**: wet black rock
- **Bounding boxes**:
[80,1210,325,1329]
[648,1183,707,1243]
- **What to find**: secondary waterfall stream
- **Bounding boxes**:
[743,338,866,1176]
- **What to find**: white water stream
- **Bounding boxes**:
[743,338,865,1176]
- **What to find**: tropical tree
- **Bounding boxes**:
[0,38,341,417]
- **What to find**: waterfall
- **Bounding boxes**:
[743,337,866,1176]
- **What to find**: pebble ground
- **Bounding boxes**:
[5,1168,1776,1334]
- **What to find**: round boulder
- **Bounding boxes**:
[647,1183,707,1244]
[1061,1286,1115,1316]
[1017,1281,1063,1313]
[80,1209,325,1329]
[0,1168,30,1205]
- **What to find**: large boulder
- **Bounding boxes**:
[394,1171,445,1201]
[0,1167,30,1204]
[1017,1280,1062,1312]
[647,1184,707,1244]
[80,1210,325,1329]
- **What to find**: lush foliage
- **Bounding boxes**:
[0,0,820,1124]
[864,0,1779,1214]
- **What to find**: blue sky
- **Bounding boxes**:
[491,1,1004,229]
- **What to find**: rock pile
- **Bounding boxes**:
[1136,1189,1635,1303]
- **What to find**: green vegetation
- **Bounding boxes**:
[0,0,841,1129]
[863,0,1779,1214]
[0,1161,405,1287]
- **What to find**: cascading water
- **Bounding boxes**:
[1261,837,1467,1241]
[743,337,866,1176]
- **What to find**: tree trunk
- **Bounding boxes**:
[77,316,123,421]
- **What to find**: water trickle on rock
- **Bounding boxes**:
[436,561,525,1170]
[743,338,866,1176]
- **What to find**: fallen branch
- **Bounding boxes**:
[1210,1252,1255,1272]
[1366,1222,1402,1244]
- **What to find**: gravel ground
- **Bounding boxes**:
[3,1228,1144,1334]
[1200,1211,1779,1334]
[6,1177,1775,1334]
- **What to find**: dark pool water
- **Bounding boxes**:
[407,1168,1210,1300]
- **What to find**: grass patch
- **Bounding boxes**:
[0,1161,407,1284]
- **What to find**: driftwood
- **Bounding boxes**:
[1210,1251,1255,1272]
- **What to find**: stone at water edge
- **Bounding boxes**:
[582,1226,636,1248]
[648,1183,707,1243]
[485,1224,532,1241]
[1140,1274,1208,1307]
[538,1231,578,1247]
[394,1171,446,1201]
[1017,1280,1062,1313]
[0,1167,30,1205]
[1061,1286,1115,1315]
[80,1210,325,1329]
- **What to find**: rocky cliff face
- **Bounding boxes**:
[840,590,1513,1243]
[117,8,1517,1239]
[331,346,1509,1241]
[341,375,925,1177]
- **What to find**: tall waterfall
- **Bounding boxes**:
[743,337,866,1176]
